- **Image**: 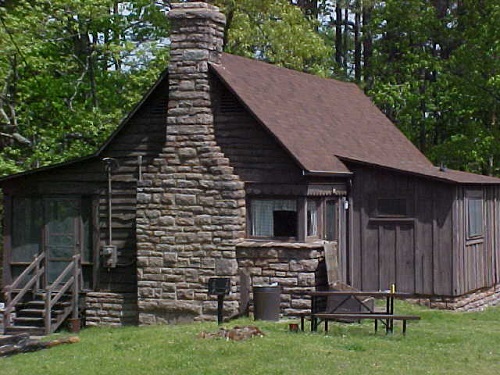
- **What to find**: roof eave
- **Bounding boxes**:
[339,157,500,185]
[302,170,353,178]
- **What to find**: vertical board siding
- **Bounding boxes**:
[416,182,434,294]
[349,165,458,295]
[454,185,500,295]
[362,223,379,289]
[397,224,415,292]
[378,224,396,290]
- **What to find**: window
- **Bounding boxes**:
[376,198,407,217]
[467,194,483,238]
[250,199,297,238]
[249,197,340,241]
[307,199,318,237]
[325,200,338,241]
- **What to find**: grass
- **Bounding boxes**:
[1,303,499,375]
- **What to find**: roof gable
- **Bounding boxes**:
[0,70,168,183]
[210,53,500,184]
[211,53,433,174]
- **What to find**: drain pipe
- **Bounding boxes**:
[102,157,119,268]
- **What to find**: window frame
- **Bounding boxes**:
[247,196,340,242]
[375,197,408,218]
[248,197,298,240]
[465,190,484,240]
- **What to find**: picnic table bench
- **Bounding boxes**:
[314,312,420,334]
[290,290,421,335]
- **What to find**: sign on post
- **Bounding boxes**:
[208,278,230,325]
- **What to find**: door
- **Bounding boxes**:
[323,198,348,285]
[44,198,80,285]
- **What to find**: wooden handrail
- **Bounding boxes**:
[47,257,78,294]
[3,267,45,315]
[45,254,81,334]
[6,252,45,291]
[2,252,81,335]
[2,252,46,331]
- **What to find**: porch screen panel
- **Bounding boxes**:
[12,197,43,262]
[45,198,79,283]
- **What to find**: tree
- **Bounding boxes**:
[0,0,170,175]
[366,0,444,154]
[216,0,332,76]
[366,0,500,174]
[428,0,500,174]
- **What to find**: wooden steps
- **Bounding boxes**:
[3,294,73,336]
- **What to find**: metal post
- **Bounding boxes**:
[217,295,224,325]
[311,295,317,332]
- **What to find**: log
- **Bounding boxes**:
[0,333,30,347]
[0,335,80,357]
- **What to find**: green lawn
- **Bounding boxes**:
[2,303,499,375]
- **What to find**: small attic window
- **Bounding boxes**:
[376,198,407,217]
[219,89,244,114]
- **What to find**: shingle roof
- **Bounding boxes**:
[211,53,500,184]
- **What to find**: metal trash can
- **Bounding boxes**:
[253,285,280,321]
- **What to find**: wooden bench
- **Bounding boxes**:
[313,313,421,334]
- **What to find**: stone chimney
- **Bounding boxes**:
[136,2,246,324]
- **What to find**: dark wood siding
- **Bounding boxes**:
[1,79,168,294]
[213,84,304,185]
[453,185,500,295]
[349,164,456,296]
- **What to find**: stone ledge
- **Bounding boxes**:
[236,240,326,249]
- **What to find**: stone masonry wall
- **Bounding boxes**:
[136,2,246,324]
[236,242,326,316]
[85,292,138,327]
[413,284,500,312]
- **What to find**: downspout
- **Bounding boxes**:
[102,157,119,268]
[346,177,353,286]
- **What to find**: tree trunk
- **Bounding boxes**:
[354,1,361,82]
[294,0,319,18]
[362,1,373,88]
[335,1,343,67]
[343,7,349,70]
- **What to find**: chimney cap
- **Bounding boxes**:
[169,1,225,24]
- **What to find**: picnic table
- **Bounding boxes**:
[293,290,420,335]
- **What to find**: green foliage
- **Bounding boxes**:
[1,0,499,176]
[1,305,500,374]
[366,0,500,174]
[216,0,332,76]
[0,0,169,176]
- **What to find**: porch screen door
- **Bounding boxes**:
[44,198,80,285]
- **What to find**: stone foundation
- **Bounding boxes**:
[413,284,500,312]
[236,241,326,316]
[85,292,138,327]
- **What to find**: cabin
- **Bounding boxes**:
[1,2,500,333]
